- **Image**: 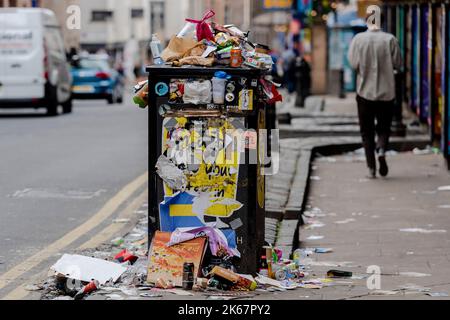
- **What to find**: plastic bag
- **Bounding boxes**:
[156,155,187,191]
[183,80,212,105]
[185,10,215,42]
[167,226,240,258]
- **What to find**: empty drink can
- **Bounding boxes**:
[230,48,243,68]
[182,262,195,290]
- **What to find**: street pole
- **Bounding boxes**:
[339,69,346,99]
[391,71,407,137]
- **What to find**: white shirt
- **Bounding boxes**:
[348,29,403,101]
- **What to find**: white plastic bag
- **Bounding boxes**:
[183,80,212,104]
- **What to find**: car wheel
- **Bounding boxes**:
[107,94,115,105]
[46,85,59,116]
[62,97,73,114]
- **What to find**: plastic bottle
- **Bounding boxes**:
[150,34,164,65]
[177,22,197,39]
[259,256,269,277]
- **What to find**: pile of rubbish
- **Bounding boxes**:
[133,9,282,109]
[37,212,355,300]
[159,9,274,70]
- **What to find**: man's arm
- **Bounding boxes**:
[347,36,359,70]
[391,37,403,71]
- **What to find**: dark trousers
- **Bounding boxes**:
[356,95,394,170]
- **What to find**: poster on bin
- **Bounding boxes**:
[159,117,245,233]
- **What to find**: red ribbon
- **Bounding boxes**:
[186,10,216,41]
[186,9,216,24]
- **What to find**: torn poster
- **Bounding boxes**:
[160,117,244,229]
[156,155,187,191]
[158,191,238,249]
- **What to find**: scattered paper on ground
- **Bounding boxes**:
[399,228,447,234]
[306,235,324,240]
[398,272,431,278]
[369,290,398,296]
[334,218,356,224]
[50,254,127,285]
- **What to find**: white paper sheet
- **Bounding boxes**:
[51,254,127,285]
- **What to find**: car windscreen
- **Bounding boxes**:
[77,59,110,70]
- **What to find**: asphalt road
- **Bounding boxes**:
[0,97,148,287]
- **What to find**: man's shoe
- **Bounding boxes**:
[378,156,389,177]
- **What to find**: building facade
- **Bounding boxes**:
[0,0,81,49]
[0,0,32,6]
[382,0,450,169]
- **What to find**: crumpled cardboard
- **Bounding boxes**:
[182,42,207,58]
[170,42,215,67]
[173,56,214,67]
[160,36,198,62]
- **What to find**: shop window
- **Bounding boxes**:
[91,10,113,22]
[131,8,144,19]
[150,1,165,34]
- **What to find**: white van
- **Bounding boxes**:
[0,8,72,115]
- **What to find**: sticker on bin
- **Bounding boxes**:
[238,89,253,111]
[155,82,169,96]
[72,85,95,93]
[243,130,257,149]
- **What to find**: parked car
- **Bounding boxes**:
[71,54,124,104]
[0,8,73,115]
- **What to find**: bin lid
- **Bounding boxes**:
[146,65,266,77]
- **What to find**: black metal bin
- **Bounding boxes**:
[147,65,268,273]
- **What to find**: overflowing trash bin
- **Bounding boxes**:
[146,65,270,275]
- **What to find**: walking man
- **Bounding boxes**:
[348,10,402,178]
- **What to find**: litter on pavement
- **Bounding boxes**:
[50,254,127,285]
[399,228,447,234]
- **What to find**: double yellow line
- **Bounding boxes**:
[0,172,148,300]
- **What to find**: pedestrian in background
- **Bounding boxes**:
[348,11,402,179]
[295,55,311,108]
[281,45,297,100]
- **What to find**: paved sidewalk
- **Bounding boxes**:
[276,92,425,138]
[265,93,429,255]
[276,151,450,300]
